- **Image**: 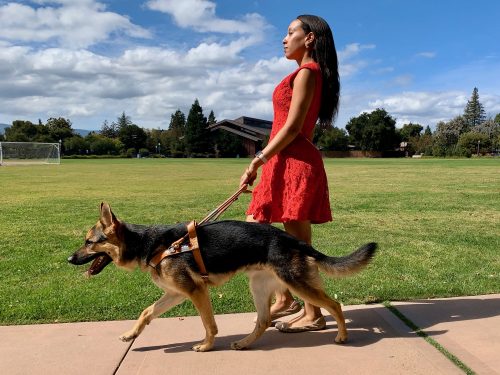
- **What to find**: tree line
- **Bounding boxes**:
[1,99,246,158]
[2,88,499,158]
[315,87,499,157]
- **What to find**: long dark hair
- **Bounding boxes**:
[297,15,340,128]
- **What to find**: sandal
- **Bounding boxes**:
[275,316,326,333]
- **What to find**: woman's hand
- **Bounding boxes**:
[240,160,260,189]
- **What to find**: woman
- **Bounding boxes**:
[240,15,340,332]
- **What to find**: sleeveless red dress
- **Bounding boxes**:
[246,62,332,224]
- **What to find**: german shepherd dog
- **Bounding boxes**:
[68,203,377,351]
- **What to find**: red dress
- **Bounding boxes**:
[246,62,332,224]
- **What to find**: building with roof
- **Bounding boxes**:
[208,116,272,156]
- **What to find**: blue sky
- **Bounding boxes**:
[1,0,499,130]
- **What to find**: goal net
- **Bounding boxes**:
[0,142,61,165]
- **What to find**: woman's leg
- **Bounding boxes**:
[282,220,323,328]
[246,215,296,316]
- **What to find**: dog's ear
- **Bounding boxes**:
[100,202,117,228]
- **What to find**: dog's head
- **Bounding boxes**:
[68,202,127,277]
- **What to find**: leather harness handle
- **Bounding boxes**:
[187,221,208,279]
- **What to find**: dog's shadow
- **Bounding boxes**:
[133,296,499,352]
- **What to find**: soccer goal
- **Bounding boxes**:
[0,142,61,165]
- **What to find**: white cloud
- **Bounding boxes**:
[145,0,267,34]
[416,51,436,58]
[0,1,151,48]
[338,43,376,77]
[365,91,471,126]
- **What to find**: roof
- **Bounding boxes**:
[209,116,272,141]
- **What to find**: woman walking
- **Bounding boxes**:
[240,14,340,332]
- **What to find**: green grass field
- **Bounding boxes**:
[0,158,499,325]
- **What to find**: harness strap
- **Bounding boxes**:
[148,221,208,281]
[187,221,208,279]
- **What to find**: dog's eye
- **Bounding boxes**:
[85,240,94,247]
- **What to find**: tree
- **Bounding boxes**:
[399,123,423,141]
[207,110,216,126]
[4,120,38,141]
[165,109,186,157]
[185,99,211,156]
[457,132,490,157]
[64,135,89,155]
[100,120,119,138]
[118,123,147,152]
[345,108,398,151]
[46,117,74,142]
[316,126,349,151]
[494,113,500,124]
[114,112,133,131]
[463,87,486,127]
[146,128,163,155]
[432,116,469,156]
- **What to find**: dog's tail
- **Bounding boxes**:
[313,242,377,277]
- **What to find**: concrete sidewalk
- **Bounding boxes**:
[1,294,498,375]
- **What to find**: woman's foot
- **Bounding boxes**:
[254,300,302,323]
[275,314,326,333]
[269,300,302,320]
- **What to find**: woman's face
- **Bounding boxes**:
[283,19,308,60]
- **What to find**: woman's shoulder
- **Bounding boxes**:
[290,62,320,78]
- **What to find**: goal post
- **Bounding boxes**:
[0,142,61,165]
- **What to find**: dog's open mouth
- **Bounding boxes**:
[85,254,112,277]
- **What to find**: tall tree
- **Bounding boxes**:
[185,99,211,156]
[207,110,217,126]
[166,109,186,157]
[463,87,486,127]
[114,112,133,131]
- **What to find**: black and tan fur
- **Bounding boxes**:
[68,202,377,351]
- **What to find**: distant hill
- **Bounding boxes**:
[0,123,8,134]
[74,128,94,137]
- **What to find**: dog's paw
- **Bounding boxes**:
[192,342,213,352]
[335,332,347,344]
[119,331,137,342]
[230,341,247,350]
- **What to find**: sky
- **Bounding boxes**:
[1,0,499,131]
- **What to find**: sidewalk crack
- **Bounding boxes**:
[383,301,475,375]
[113,338,135,375]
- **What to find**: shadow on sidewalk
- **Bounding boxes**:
[130,295,499,353]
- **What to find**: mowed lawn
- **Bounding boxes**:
[0,158,498,324]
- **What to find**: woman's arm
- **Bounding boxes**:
[241,67,316,187]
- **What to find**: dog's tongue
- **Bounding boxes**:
[85,255,109,277]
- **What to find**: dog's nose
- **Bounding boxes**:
[67,255,75,263]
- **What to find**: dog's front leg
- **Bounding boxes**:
[189,286,218,352]
[119,292,185,342]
